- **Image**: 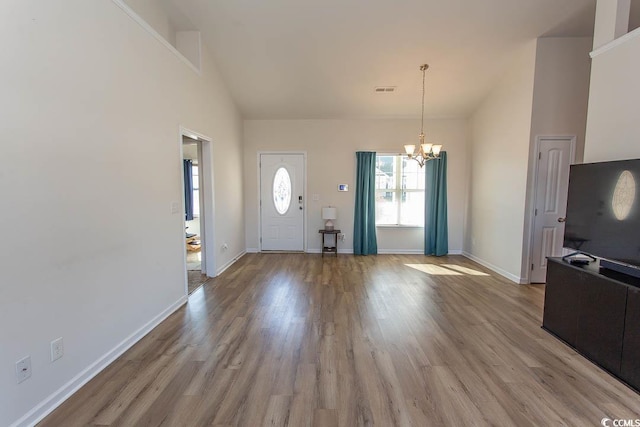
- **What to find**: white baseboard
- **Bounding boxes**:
[307,249,461,255]
[11,296,188,427]
[306,248,354,254]
[462,251,526,284]
[216,250,246,276]
[349,249,463,255]
[247,248,462,256]
[378,249,424,254]
[375,250,464,255]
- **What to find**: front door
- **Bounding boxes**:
[260,154,305,251]
[530,137,574,283]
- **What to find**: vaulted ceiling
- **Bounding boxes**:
[167,0,597,119]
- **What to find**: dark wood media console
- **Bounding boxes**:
[543,257,640,393]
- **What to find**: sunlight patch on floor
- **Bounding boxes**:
[441,264,490,276]
[405,264,463,275]
[404,263,490,276]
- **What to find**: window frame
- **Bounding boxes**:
[192,164,200,218]
[374,153,425,228]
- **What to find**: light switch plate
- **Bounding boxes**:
[338,184,349,192]
[170,201,180,214]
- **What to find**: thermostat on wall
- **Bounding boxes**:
[338,184,349,192]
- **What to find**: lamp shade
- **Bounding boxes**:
[322,207,337,220]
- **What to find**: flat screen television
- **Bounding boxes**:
[564,158,640,277]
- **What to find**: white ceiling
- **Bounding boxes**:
[169,0,597,120]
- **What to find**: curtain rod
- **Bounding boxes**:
[356,151,406,156]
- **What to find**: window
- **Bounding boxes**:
[375,155,425,226]
[273,167,292,215]
[192,165,200,217]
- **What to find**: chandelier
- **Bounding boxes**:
[404,64,442,167]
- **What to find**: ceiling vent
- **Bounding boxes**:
[375,86,396,93]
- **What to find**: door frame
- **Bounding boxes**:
[527,135,576,283]
[257,151,307,252]
[179,126,216,294]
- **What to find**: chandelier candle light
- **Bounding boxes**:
[322,207,337,231]
[404,64,443,167]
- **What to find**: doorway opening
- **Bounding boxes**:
[180,128,215,294]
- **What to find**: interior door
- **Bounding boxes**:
[530,137,574,283]
[260,154,304,251]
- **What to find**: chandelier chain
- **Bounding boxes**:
[421,65,425,137]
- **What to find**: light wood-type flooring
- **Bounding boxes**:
[187,270,210,295]
[40,254,640,426]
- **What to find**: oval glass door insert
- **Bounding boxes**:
[273,167,292,215]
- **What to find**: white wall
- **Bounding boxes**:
[176,31,201,70]
[520,37,593,278]
[585,29,640,161]
[466,38,592,283]
[0,1,244,426]
[125,0,176,45]
[593,0,632,49]
[530,37,592,163]
[466,41,538,282]
[243,119,467,254]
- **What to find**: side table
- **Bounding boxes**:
[319,229,341,257]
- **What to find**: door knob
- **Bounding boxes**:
[558,217,566,223]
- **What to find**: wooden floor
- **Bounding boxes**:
[41,254,640,426]
[187,270,210,295]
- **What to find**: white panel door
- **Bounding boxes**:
[530,137,574,283]
[260,154,304,251]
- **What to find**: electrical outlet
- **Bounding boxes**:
[338,233,345,241]
[51,337,64,362]
[222,243,229,251]
[16,356,32,383]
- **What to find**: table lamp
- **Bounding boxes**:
[322,207,337,231]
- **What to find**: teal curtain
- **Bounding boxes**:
[424,152,448,256]
[354,152,378,255]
